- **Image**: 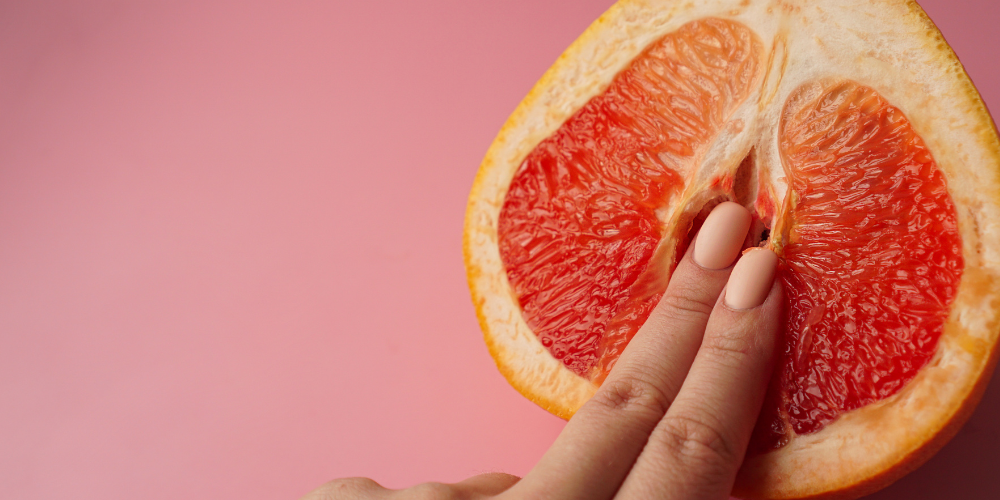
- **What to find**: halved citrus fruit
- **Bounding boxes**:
[464,1,1000,498]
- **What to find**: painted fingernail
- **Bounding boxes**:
[693,201,752,270]
[725,248,778,309]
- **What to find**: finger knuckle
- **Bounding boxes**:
[589,375,673,419]
[700,326,754,368]
[308,477,385,500]
[404,482,461,500]
[654,414,737,471]
[658,292,715,324]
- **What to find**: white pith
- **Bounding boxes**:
[464,1,1000,498]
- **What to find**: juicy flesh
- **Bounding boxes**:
[496,19,963,443]
[498,18,761,376]
[753,81,964,448]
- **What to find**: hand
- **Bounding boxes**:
[305,202,781,500]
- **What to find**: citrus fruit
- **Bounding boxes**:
[463,1,1000,498]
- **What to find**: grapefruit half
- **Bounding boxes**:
[464,1,1000,498]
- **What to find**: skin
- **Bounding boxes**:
[304,203,781,500]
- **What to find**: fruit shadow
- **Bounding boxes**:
[864,368,1000,499]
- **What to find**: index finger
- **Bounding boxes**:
[503,202,752,500]
[616,248,781,500]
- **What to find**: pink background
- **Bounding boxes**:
[1,1,998,499]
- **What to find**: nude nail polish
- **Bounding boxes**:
[725,248,778,309]
[693,201,752,270]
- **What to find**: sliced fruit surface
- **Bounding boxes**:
[751,80,966,450]
[465,0,1000,498]
[497,18,762,378]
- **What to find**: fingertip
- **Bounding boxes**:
[693,202,753,270]
[724,248,777,309]
[454,473,521,496]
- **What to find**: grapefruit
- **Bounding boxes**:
[464,1,1000,498]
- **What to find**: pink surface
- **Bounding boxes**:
[1,1,998,499]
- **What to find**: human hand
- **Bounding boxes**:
[305,201,781,500]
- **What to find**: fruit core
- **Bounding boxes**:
[496,18,963,447]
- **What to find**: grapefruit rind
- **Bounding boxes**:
[463,0,1000,498]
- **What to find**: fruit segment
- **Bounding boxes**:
[496,19,963,447]
[751,81,964,449]
[497,19,762,377]
[470,2,999,497]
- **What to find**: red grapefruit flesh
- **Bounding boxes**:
[753,80,965,450]
[498,18,761,378]
[466,1,1000,498]
[499,21,966,444]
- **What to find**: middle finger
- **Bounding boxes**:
[503,202,752,500]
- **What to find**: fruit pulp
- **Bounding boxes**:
[751,81,963,448]
[498,18,762,376]
[496,18,963,445]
